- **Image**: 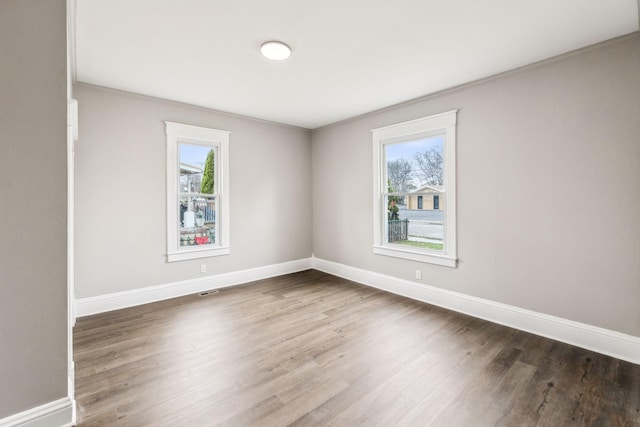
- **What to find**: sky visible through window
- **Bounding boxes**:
[179,143,211,169]
[385,135,443,162]
[386,135,444,191]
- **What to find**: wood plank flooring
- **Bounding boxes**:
[74,270,640,426]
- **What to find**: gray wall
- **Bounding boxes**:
[0,0,69,417]
[75,35,638,337]
[312,34,640,337]
[74,84,313,298]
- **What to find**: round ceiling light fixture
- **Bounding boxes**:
[260,41,291,60]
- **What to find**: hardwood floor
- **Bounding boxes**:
[74,270,640,426]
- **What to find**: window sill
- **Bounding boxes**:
[372,245,457,268]
[167,246,230,262]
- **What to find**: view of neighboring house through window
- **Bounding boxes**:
[166,122,230,262]
[372,110,457,267]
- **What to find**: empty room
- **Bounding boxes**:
[1,0,639,426]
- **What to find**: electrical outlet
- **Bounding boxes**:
[200,264,207,273]
[416,270,422,280]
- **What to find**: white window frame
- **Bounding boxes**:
[372,110,458,268]
[166,121,230,262]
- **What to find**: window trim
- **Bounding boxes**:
[372,110,457,268]
[165,121,230,262]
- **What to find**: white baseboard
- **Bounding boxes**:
[75,258,313,317]
[74,255,639,364]
[312,257,640,365]
[0,398,74,427]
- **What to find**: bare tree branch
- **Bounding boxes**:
[387,158,416,192]
[414,148,443,185]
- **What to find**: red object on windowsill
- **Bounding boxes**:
[195,237,209,245]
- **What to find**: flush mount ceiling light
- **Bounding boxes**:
[260,41,291,60]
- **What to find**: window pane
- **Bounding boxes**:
[179,143,215,194]
[386,134,444,193]
[386,194,445,252]
[179,194,216,247]
[178,143,217,249]
[385,135,445,252]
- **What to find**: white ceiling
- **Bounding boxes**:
[73,0,639,129]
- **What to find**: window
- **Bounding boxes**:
[165,122,230,262]
[372,110,457,267]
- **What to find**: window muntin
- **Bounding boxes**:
[372,110,457,267]
[166,122,230,262]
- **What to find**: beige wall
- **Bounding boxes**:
[0,0,69,417]
[74,84,313,298]
[312,34,640,337]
